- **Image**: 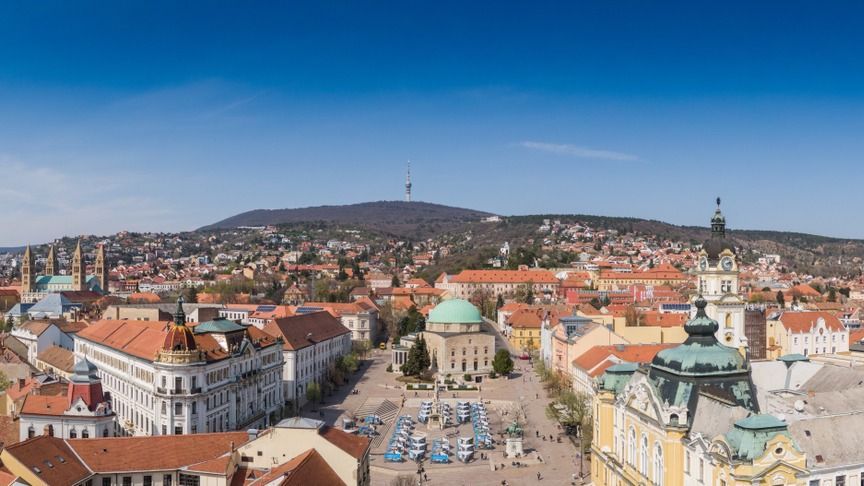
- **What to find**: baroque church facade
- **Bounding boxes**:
[21,241,107,303]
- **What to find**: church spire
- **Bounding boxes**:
[45,244,58,276]
[711,197,726,238]
[174,296,187,326]
[21,244,35,292]
[95,244,107,293]
[71,239,86,291]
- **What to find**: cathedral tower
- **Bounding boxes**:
[694,198,746,350]
[45,244,58,276]
[21,245,35,293]
[95,244,107,293]
[71,239,86,292]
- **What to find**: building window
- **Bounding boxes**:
[684,450,690,474]
[640,434,648,476]
[82,429,89,438]
[178,474,200,486]
[175,402,182,414]
[698,459,704,482]
[628,427,636,465]
[175,426,182,435]
[122,477,131,486]
[102,479,111,486]
[837,476,846,486]
[103,428,109,437]
[143,477,152,486]
[69,429,77,439]
[27,426,35,439]
[164,475,173,486]
[653,443,664,486]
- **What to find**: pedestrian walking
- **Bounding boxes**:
[537,472,542,480]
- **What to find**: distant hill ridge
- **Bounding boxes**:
[199,201,495,231]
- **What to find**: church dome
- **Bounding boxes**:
[163,324,197,352]
[650,297,747,376]
[162,297,197,352]
[427,299,483,325]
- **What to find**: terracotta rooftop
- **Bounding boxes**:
[449,269,559,284]
[264,312,350,351]
[774,311,845,333]
[319,425,370,460]
[67,431,250,473]
[2,435,91,486]
[36,345,76,373]
[249,448,346,486]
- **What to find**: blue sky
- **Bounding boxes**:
[2,1,864,245]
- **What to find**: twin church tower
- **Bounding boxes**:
[21,240,107,303]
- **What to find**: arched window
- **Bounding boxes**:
[81,429,89,438]
[69,429,77,439]
[725,314,733,329]
[653,443,664,486]
[628,427,636,465]
[641,434,648,476]
[103,428,109,437]
[27,426,35,439]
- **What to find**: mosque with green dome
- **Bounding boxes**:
[391,298,496,374]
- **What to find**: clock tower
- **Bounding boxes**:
[694,198,746,351]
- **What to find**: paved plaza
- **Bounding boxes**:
[297,344,589,486]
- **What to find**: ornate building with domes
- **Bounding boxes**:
[73,299,285,436]
[694,199,747,350]
[591,298,809,486]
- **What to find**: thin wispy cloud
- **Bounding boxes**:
[519,141,640,161]
[0,155,181,246]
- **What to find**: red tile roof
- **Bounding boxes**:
[67,431,250,473]
[319,425,370,460]
[2,436,92,486]
[572,344,675,376]
[776,311,845,333]
[19,394,69,416]
[250,448,346,486]
[449,269,559,284]
[264,312,350,351]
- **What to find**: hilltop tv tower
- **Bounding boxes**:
[405,161,412,202]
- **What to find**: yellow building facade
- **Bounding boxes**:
[591,298,810,486]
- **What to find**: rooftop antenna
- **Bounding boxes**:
[405,161,412,202]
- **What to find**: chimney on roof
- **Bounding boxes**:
[615,344,626,352]
[230,440,235,452]
[247,428,259,442]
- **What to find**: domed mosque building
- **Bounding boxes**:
[392,299,496,374]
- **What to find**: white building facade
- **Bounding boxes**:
[73,307,284,437]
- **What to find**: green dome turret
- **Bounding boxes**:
[647,295,758,421]
[427,299,483,324]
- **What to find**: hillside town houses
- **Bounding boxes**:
[2,202,864,484]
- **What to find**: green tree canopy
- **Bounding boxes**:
[492,349,514,375]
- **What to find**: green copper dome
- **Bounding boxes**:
[647,296,758,418]
[725,414,791,461]
[427,299,483,324]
